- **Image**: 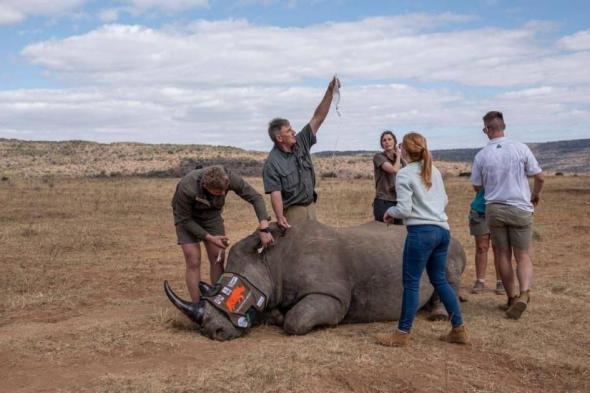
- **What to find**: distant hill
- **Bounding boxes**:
[0,137,587,179]
[317,138,590,173]
[0,138,267,178]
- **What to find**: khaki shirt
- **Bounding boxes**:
[262,124,317,209]
[172,167,269,241]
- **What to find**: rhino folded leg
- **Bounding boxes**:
[257,308,285,327]
[283,294,347,335]
[427,293,449,321]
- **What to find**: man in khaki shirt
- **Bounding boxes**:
[172,165,273,302]
[262,76,340,229]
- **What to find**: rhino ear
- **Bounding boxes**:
[164,281,205,325]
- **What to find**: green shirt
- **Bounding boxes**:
[171,167,269,241]
[262,124,317,208]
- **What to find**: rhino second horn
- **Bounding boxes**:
[163,281,205,325]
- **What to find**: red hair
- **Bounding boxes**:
[402,132,432,189]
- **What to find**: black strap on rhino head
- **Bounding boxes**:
[202,272,267,329]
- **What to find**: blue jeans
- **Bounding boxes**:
[398,225,463,332]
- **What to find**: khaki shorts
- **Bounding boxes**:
[285,203,317,222]
[486,203,533,251]
[468,209,489,237]
[175,216,225,245]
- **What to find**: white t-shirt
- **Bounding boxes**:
[471,137,542,212]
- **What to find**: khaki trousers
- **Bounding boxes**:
[486,203,533,250]
[285,203,317,222]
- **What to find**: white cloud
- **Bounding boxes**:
[234,0,320,7]
[6,14,590,148]
[236,0,279,5]
[98,8,120,23]
[0,0,85,25]
[0,5,21,24]
[131,0,208,11]
[1,82,588,150]
[21,15,590,88]
[559,30,590,51]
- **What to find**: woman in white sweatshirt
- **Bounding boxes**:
[375,132,468,347]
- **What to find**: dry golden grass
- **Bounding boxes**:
[1,175,589,392]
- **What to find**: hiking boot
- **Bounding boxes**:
[375,330,411,347]
[471,280,485,294]
[439,325,470,345]
[499,296,517,311]
[495,281,506,295]
[506,291,530,320]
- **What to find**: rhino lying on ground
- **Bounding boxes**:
[165,220,466,341]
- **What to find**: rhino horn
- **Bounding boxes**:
[164,281,205,325]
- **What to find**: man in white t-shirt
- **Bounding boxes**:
[471,111,545,320]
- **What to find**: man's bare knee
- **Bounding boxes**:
[476,244,490,254]
[182,246,202,271]
[513,249,530,262]
[185,256,201,271]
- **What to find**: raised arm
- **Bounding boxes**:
[309,76,340,135]
[380,148,403,175]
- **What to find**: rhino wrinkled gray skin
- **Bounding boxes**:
[165,220,466,341]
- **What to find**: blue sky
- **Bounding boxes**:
[1,0,589,151]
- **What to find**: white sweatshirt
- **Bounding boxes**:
[385,161,449,230]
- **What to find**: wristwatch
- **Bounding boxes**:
[259,227,271,233]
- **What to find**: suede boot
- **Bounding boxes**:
[439,325,470,345]
[375,330,411,347]
[499,296,517,311]
[506,290,530,320]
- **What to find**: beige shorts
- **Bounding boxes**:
[468,209,490,237]
[486,203,533,251]
[285,203,317,222]
[175,216,225,245]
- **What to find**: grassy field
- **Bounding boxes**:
[1,175,589,392]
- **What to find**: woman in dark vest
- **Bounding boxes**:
[372,130,404,224]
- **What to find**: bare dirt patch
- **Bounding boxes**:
[1,176,589,392]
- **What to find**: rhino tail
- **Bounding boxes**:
[163,280,205,325]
